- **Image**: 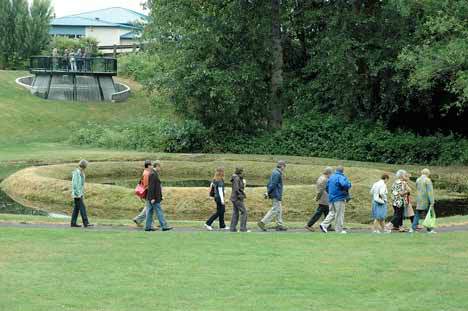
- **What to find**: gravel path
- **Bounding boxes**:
[1,222,467,233]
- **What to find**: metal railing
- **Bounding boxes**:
[30,56,117,75]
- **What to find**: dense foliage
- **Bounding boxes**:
[141,0,468,136]
[48,37,99,55]
[0,0,52,69]
[70,113,468,165]
[70,119,209,153]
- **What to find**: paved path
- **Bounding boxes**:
[1,222,467,233]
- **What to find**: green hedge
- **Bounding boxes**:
[70,114,468,165]
[218,114,468,165]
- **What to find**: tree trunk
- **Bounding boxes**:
[270,0,284,129]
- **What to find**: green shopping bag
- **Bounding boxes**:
[422,208,436,229]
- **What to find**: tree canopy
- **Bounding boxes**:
[142,0,468,136]
[0,0,52,69]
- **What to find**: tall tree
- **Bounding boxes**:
[269,0,284,128]
[26,0,53,57]
[0,0,52,69]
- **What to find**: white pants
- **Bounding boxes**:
[320,201,346,232]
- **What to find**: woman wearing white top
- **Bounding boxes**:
[370,174,390,233]
[205,167,229,231]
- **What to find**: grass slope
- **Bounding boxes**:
[0,70,170,145]
[1,227,467,311]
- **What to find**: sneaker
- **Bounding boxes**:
[384,229,391,234]
[319,224,328,233]
[133,219,142,227]
[70,224,82,228]
[204,224,213,231]
[340,231,347,234]
[84,224,94,228]
[257,221,267,232]
[162,227,173,231]
[428,230,437,234]
[304,225,315,232]
[145,228,157,232]
[275,226,288,231]
[408,228,414,233]
[372,230,380,234]
[222,226,230,230]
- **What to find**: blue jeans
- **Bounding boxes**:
[145,200,167,230]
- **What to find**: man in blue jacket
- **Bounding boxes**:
[320,166,352,234]
[258,160,288,231]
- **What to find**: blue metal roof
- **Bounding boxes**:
[120,31,140,39]
[51,16,129,27]
[67,7,147,26]
[49,26,86,36]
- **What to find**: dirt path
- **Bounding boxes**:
[1,222,467,233]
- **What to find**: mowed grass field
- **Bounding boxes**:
[1,70,468,311]
[1,227,468,311]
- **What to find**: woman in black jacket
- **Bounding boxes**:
[205,167,229,231]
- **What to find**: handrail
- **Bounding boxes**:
[30,56,117,75]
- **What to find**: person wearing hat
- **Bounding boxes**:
[230,167,249,232]
[71,159,93,228]
[132,160,157,227]
[258,160,288,231]
[145,161,173,232]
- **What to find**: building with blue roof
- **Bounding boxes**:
[50,7,148,48]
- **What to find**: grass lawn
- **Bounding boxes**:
[0,70,172,145]
[0,227,467,311]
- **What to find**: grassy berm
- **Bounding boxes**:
[1,159,389,222]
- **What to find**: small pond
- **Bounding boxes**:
[0,185,48,216]
[87,177,267,188]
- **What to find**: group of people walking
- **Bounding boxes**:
[51,47,91,72]
[70,159,437,234]
[369,168,436,233]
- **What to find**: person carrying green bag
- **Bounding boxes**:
[422,205,436,230]
[410,168,436,234]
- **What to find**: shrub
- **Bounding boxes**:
[48,37,99,55]
[70,114,468,165]
[117,52,157,83]
[70,119,209,153]
[214,113,468,165]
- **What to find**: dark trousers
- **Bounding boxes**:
[307,204,329,227]
[71,197,89,226]
[390,205,404,228]
[206,198,226,228]
[230,200,247,232]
